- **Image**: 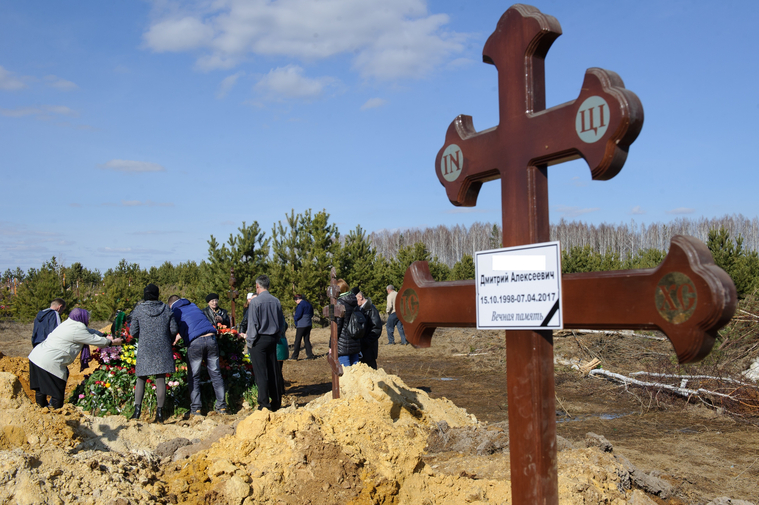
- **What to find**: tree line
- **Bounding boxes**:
[2,211,757,323]
[368,214,759,266]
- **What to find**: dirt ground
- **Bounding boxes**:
[1,319,757,504]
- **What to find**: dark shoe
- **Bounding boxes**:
[306,355,316,360]
[154,407,164,424]
[190,409,203,417]
[215,407,228,415]
[130,405,142,420]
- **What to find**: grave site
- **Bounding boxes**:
[1,4,758,505]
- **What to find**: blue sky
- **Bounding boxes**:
[2,1,758,273]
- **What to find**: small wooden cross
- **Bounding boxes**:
[322,267,344,399]
[398,5,736,504]
[228,267,239,328]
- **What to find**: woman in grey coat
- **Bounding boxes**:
[129,283,178,423]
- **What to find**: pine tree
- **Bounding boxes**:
[13,257,77,322]
[335,225,384,299]
[388,242,450,289]
[88,259,146,321]
[708,227,758,296]
[451,254,476,280]
[199,222,270,310]
[270,209,340,321]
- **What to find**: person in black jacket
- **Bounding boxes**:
[31,298,66,347]
[291,294,314,360]
[333,280,361,367]
[356,291,382,369]
[202,293,231,327]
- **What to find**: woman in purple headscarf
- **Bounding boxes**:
[28,308,123,409]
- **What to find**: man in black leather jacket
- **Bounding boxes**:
[356,291,383,369]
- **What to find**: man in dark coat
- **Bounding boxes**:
[169,294,228,416]
[245,275,285,411]
[32,298,66,347]
[356,291,383,369]
[202,293,231,327]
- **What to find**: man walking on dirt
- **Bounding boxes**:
[385,285,408,345]
[32,298,66,347]
[245,275,285,411]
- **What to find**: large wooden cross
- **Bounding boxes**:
[397,5,736,504]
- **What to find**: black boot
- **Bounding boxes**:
[130,405,141,420]
[154,407,164,424]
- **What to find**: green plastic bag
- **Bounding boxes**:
[276,336,289,361]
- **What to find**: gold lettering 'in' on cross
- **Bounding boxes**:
[435,5,644,210]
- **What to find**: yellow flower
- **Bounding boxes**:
[105,383,111,388]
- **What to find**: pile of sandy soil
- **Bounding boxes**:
[0,348,101,403]
[0,362,714,505]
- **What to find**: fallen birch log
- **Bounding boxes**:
[588,369,735,399]
[573,329,666,341]
[630,371,758,388]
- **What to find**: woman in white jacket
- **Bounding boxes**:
[28,308,123,409]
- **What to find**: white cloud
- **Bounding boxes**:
[142,0,467,80]
[0,65,27,90]
[44,105,78,117]
[101,200,174,207]
[567,176,588,188]
[0,105,79,118]
[255,65,335,100]
[98,159,166,173]
[122,200,174,207]
[631,205,645,215]
[360,97,387,110]
[129,230,178,235]
[555,205,600,218]
[217,71,245,98]
[0,107,40,117]
[143,16,215,52]
[44,75,79,91]
[666,207,695,215]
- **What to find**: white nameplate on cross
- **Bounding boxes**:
[475,241,563,330]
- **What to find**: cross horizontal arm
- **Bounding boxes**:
[397,236,736,363]
[436,68,643,208]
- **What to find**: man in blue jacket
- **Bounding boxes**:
[167,295,227,415]
[291,294,314,360]
[32,298,66,347]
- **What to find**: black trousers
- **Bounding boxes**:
[291,325,313,359]
[360,338,379,370]
[248,334,282,411]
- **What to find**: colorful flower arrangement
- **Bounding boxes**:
[69,320,257,417]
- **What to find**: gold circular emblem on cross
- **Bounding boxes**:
[655,272,697,324]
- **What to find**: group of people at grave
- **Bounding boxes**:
[27,277,409,417]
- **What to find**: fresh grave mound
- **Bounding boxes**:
[0,366,678,505]
[158,364,640,505]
